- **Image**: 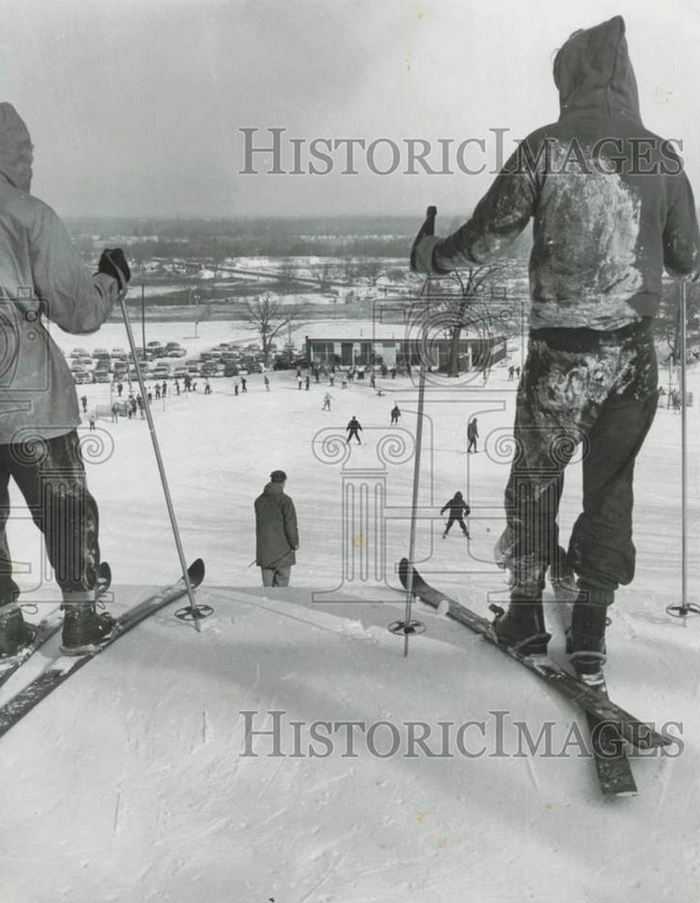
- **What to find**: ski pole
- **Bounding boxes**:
[391,206,437,655]
[110,256,210,629]
[667,278,699,618]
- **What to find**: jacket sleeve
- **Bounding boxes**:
[28,200,121,334]
[282,496,299,550]
[662,170,700,280]
[432,141,538,273]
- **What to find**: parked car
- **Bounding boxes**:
[93,371,112,384]
[173,367,188,379]
[166,348,187,358]
[200,362,217,377]
[72,370,91,385]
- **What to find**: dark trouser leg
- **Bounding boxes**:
[444,516,456,535]
[0,460,20,605]
[568,390,657,590]
[5,431,101,595]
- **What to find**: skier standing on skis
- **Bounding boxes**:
[254,470,299,587]
[412,16,700,674]
[0,103,130,658]
[440,492,470,538]
[390,404,401,425]
[467,417,479,453]
[346,416,363,445]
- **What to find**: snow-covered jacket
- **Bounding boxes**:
[254,481,299,568]
[0,103,121,443]
[426,16,700,331]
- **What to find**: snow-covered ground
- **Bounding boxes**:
[1,320,699,903]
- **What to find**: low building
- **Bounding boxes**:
[305,323,506,371]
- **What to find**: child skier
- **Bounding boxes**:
[440,492,470,538]
[346,416,363,445]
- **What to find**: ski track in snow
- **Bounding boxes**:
[1,320,699,902]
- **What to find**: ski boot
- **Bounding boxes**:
[60,590,116,655]
[0,602,35,658]
[489,595,551,656]
[566,585,613,683]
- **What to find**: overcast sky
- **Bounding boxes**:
[1,0,699,219]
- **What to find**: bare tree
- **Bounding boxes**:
[243,293,304,365]
[341,256,360,285]
[278,259,299,291]
[438,264,507,376]
[356,258,384,286]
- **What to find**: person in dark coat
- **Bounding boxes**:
[467,417,479,453]
[440,492,470,538]
[390,404,401,425]
[254,470,299,587]
[346,416,363,445]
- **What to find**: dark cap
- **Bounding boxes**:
[270,470,287,483]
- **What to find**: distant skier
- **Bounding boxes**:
[264,375,270,391]
[204,378,211,395]
[233,376,239,396]
[467,417,479,453]
[161,381,167,398]
[390,404,401,425]
[155,383,161,400]
[412,15,700,673]
[346,416,363,445]
[297,374,303,390]
[241,376,247,393]
[111,403,119,423]
[254,470,299,587]
[305,374,310,390]
[322,392,333,411]
[440,492,470,538]
[88,415,96,431]
[117,381,124,397]
[175,379,180,395]
[80,395,88,414]
[0,102,129,658]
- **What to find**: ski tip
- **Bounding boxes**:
[188,558,206,587]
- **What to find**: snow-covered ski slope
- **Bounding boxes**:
[2,323,698,903]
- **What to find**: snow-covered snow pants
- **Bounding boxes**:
[0,430,101,603]
[501,317,658,594]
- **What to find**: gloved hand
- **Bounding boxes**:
[97,248,131,291]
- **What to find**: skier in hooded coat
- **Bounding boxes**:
[0,103,129,658]
[413,17,700,674]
